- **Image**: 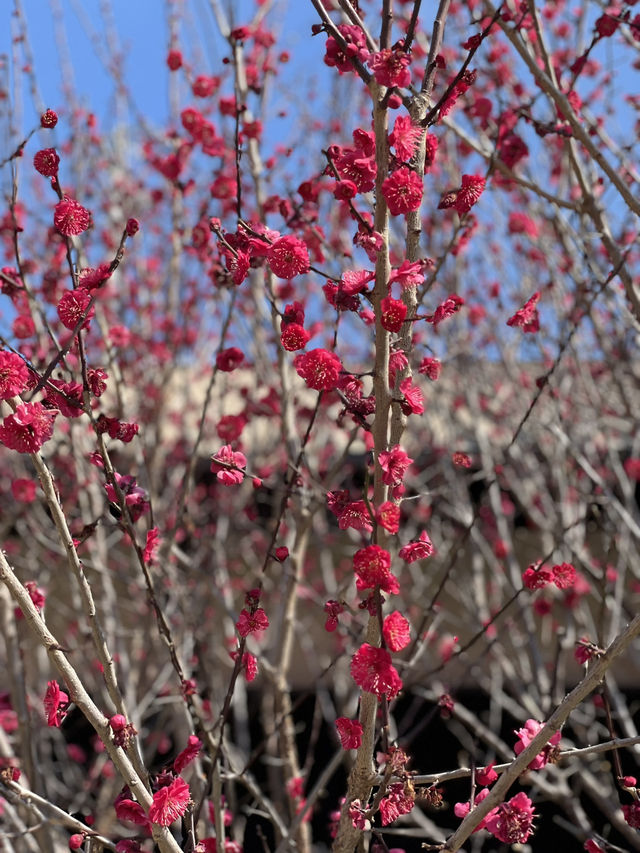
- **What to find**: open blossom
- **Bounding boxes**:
[350,643,403,699]
[104,473,150,522]
[383,611,411,651]
[294,348,342,391]
[267,235,310,279]
[454,786,491,830]
[54,196,92,236]
[514,719,561,769]
[236,607,269,637]
[389,115,422,161]
[485,792,536,844]
[438,174,485,215]
[551,562,577,589]
[0,403,57,453]
[337,500,373,532]
[354,545,399,595]
[335,717,363,750]
[382,167,423,215]
[33,148,60,177]
[211,445,247,485]
[0,350,29,400]
[379,782,415,825]
[44,680,69,727]
[376,501,400,534]
[378,445,413,486]
[149,776,191,826]
[280,322,310,351]
[216,347,244,372]
[507,291,540,333]
[399,530,434,562]
[522,563,553,589]
[367,49,411,88]
[324,24,370,73]
[419,356,441,380]
[58,288,94,331]
[380,296,407,333]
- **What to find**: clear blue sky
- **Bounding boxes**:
[1,0,322,142]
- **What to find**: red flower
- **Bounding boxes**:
[294,348,342,391]
[0,351,29,400]
[507,291,540,333]
[438,174,485,215]
[380,296,407,333]
[192,75,220,98]
[242,652,258,682]
[11,478,37,502]
[149,776,191,826]
[54,196,92,236]
[514,719,561,770]
[114,797,150,827]
[622,802,640,829]
[167,49,183,70]
[335,717,363,750]
[58,289,94,331]
[389,115,422,161]
[383,611,411,651]
[419,357,441,380]
[452,451,472,468]
[0,403,57,453]
[375,501,400,534]
[143,527,161,564]
[551,562,577,589]
[399,530,434,563]
[353,545,399,595]
[456,174,485,214]
[33,148,60,177]
[210,445,247,485]
[454,786,490,829]
[399,377,424,415]
[78,264,111,291]
[367,49,411,88]
[350,643,403,699]
[267,235,310,279]
[236,607,269,637]
[44,680,69,727]
[428,294,464,325]
[485,792,536,844]
[216,347,244,372]
[522,563,553,589]
[41,109,58,128]
[378,781,415,825]
[337,500,373,532]
[378,445,413,486]
[173,735,203,774]
[281,323,310,351]
[324,24,370,73]
[476,762,498,786]
[381,167,423,215]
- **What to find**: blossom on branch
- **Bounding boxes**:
[381,167,423,215]
[43,680,69,727]
[367,49,411,88]
[210,445,247,485]
[54,196,92,236]
[485,792,536,844]
[353,544,399,595]
[267,235,310,279]
[350,643,402,699]
[294,348,342,391]
[0,351,29,400]
[149,776,191,826]
[0,403,57,453]
[335,717,363,750]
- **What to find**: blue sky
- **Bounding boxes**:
[1,0,323,143]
